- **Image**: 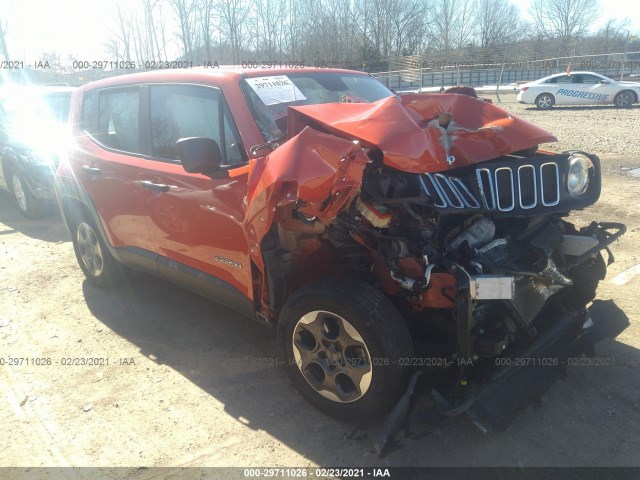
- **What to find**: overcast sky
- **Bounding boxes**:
[4,0,640,62]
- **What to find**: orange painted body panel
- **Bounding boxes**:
[138,160,254,299]
[287,93,557,173]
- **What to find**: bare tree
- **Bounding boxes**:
[216,0,250,63]
[253,0,286,57]
[169,0,199,59]
[105,2,134,62]
[597,17,631,42]
[356,0,427,58]
[474,0,519,49]
[529,0,600,41]
[142,0,166,60]
[199,0,216,62]
[282,0,313,59]
[427,0,475,53]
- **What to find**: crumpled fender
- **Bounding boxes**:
[287,94,557,173]
[244,126,369,269]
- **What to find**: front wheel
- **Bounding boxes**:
[614,90,634,108]
[535,93,555,109]
[278,278,414,421]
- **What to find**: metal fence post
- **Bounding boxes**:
[496,50,506,103]
[621,31,629,81]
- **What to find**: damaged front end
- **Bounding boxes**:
[245,91,628,441]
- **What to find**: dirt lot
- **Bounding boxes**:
[1,100,640,471]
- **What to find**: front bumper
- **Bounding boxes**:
[466,299,629,432]
[375,300,629,456]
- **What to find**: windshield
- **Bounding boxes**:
[241,72,393,142]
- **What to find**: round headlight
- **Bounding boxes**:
[566,155,592,196]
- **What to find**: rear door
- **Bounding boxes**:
[137,84,254,310]
[71,87,155,258]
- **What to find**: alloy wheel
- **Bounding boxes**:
[76,222,104,277]
[292,310,373,403]
[11,174,28,213]
[537,95,552,109]
[616,92,632,107]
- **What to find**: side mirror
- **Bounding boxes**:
[598,79,608,84]
[176,137,226,176]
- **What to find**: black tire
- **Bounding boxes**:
[8,170,47,218]
[614,90,635,108]
[70,211,120,288]
[535,93,555,109]
[277,278,414,421]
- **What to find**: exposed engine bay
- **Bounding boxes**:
[332,149,623,359]
[266,146,624,365]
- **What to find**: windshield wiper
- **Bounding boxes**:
[249,134,286,157]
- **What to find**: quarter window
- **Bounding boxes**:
[83,89,140,154]
[149,85,244,166]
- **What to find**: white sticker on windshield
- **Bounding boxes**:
[245,75,306,106]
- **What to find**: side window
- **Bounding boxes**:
[149,85,244,166]
[581,75,601,84]
[556,76,574,84]
[83,89,140,154]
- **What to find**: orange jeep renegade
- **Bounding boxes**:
[55,67,628,428]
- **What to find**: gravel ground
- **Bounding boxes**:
[1,94,640,473]
[487,92,640,159]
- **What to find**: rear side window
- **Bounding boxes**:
[150,85,244,166]
[81,88,141,154]
[580,75,601,84]
[545,76,574,84]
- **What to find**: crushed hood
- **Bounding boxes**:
[287,93,557,173]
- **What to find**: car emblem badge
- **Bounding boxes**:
[214,255,242,269]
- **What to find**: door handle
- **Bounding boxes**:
[140,180,170,193]
[81,165,101,175]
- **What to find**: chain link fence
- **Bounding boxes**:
[371,50,640,92]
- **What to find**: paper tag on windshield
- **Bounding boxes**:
[245,75,306,106]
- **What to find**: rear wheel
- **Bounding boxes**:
[535,93,555,109]
[278,278,414,421]
[71,213,120,287]
[614,90,634,108]
[9,170,46,218]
